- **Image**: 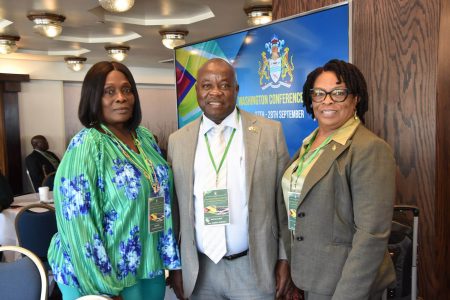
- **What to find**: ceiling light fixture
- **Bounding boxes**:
[244,5,272,26]
[99,0,135,13]
[159,30,188,50]
[105,45,130,62]
[0,35,20,54]
[27,12,66,38]
[64,56,87,72]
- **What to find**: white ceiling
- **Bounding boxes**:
[0,0,271,69]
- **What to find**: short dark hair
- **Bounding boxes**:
[302,59,369,123]
[78,61,142,130]
[30,135,46,148]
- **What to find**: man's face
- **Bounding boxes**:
[196,60,239,124]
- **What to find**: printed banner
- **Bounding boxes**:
[175,4,349,156]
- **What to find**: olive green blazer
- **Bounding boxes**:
[285,124,396,299]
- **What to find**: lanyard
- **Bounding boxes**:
[101,124,160,194]
[205,127,236,187]
[291,131,333,190]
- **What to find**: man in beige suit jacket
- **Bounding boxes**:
[167,58,291,299]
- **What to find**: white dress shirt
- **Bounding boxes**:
[193,108,248,256]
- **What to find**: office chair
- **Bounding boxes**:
[15,203,57,265]
[0,245,48,300]
[26,168,37,192]
[15,203,58,298]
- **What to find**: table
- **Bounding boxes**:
[0,192,53,261]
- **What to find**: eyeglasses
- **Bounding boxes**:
[103,86,133,98]
[310,88,351,103]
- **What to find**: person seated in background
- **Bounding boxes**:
[0,169,13,212]
[25,135,60,192]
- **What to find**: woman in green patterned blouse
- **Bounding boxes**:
[47,61,181,300]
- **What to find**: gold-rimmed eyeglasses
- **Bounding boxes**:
[310,88,351,103]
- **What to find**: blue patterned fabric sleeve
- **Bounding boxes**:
[48,129,123,296]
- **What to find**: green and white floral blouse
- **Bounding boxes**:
[47,126,181,296]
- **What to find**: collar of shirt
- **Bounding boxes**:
[200,107,239,135]
[302,117,361,150]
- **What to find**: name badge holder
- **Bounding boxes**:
[148,196,165,233]
[203,189,230,226]
[288,192,301,230]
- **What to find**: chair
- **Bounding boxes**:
[26,168,37,192]
[0,245,48,300]
[42,171,56,191]
[15,203,57,264]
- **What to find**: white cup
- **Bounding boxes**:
[38,186,50,201]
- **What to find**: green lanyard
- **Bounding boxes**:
[205,127,237,187]
[101,124,160,194]
[291,131,333,190]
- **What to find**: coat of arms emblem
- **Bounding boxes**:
[258,35,294,90]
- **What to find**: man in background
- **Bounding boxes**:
[168,58,291,299]
[25,135,60,191]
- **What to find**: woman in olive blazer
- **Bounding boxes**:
[282,59,396,300]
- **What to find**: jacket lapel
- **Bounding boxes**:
[241,111,261,202]
[183,117,201,221]
[298,139,351,207]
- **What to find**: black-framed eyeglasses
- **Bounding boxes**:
[309,88,351,103]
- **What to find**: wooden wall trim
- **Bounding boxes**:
[436,0,450,296]
[0,73,29,193]
[0,84,6,175]
[0,73,29,82]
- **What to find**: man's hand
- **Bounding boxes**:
[167,269,186,300]
[275,259,291,299]
[285,285,304,300]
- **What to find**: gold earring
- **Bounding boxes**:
[354,110,358,120]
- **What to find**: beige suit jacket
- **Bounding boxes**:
[285,124,396,299]
[167,109,290,298]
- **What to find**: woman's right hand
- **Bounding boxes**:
[111,296,122,300]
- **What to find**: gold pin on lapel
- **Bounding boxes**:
[248,126,258,133]
[332,144,337,151]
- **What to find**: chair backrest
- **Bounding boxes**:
[0,245,48,300]
[41,171,56,191]
[26,168,37,192]
[15,203,57,262]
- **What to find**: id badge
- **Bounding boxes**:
[288,192,301,230]
[203,188,230,226]
[148,196,165,233]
